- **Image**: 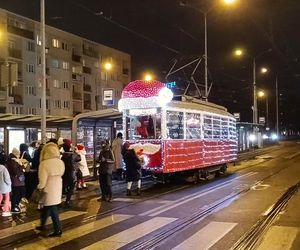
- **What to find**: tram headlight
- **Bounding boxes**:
[271,133,278,140]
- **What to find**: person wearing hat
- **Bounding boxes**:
[97,140,115,202]
[6,148,26,213]
[75,144,89,190]
[61,139,81,207]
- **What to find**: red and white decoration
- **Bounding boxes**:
[118,80,173,111]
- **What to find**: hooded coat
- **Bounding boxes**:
[112,137,123,171]
[6,152,25,187]
[0,164,11,193]
[38,143,65,206]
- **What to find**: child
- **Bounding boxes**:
[75,144,90,190]
[0,164,12,217]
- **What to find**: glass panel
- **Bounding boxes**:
[212,116,221,139]
[166,111,184,139]
[221,118,229,139]
[203,115,212,139]
[186,113,201,139]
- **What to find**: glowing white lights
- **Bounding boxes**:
[249,134,257,142]
[129,108,157,116]
[271,133,278,140]
[158,87,174,106]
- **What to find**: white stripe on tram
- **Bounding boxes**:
[18,214,133,250]
[173,221,237,250]
[256,226,299,250]
[141,172,256,217]
[82,217,177,250]
[0,210,87,240]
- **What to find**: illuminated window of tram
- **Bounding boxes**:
[203,115,213,139]
[221,118,229,139]
[228,118,236,140]
[126,109,161,140]
[166,111,184,139]
[186,113,201,139]
[212,116,221,140]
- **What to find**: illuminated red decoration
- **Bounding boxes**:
[122,80,165,99]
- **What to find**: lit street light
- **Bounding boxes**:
[257,90,269,128]
[144,73,153,81]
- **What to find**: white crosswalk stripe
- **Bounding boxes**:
[82,216,177,250]
[257,226,299,250]
[18,214,133,250]
[173,221,237,250]
[0,210,87,240]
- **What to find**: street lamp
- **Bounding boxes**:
[257,90,269,128]
[234,48,272,124]
[144,73,153,81]
[180,0,237,101]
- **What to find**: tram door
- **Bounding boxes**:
[8,129,25,154]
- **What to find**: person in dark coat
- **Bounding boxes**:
[0,144,7,165]
[6,148,25,213]
[61,139,80,207]
[97,140,114,202]
[122,142,142,196]
[19,143,34,199]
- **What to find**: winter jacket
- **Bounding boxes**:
[98,147,115,175]
[38,143,65,206]
[19,143,33,163]
[123,149,141,182]
[6,153,25,187]
[112,137,123,171]
[0,164,11,193]
[0,150,7,165]
[76,149,90,177]
[61,151,81,182]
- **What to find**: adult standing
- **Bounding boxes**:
[75,144,89,190]
[97,140,114,202]
[19,143,33,199]
[6,148,25,213]
[0,163,12,217]
[0,144,7,165]
[111,132,123,180]
[61,139,80,207]
[35,142,65,237]
[122,142,142,196]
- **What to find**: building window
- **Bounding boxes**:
[54,100,61,108]
[28,107,37,115]
[52,39,60,48]
[26,64,35,73]
[62,61,69,70]
[53,79,60,88]
[52,59,59,69]
[37,56,41,65]
[63,101,70,108]
[62,42,68,51]
[26,86,36,95]
[27,41,35,52]
[62,81,69,89]
[36,35,42,46]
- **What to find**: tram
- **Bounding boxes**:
[118,80,237,179]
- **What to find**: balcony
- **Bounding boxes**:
[83,84,92,92]
[72,73,81,82]
[83,48,98,58]
[72,54,81,63]
[8,94,23,105]
[7,25,34,40]
[8,48,22,59]
[72,92,82,100]
[83,66,91,74]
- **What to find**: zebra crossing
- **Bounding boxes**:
[1,209,299,249]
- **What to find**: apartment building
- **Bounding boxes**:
[0,8,131,117]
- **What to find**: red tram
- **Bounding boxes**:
[118,80,237,179]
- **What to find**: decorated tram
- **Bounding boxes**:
[118,80,237,179]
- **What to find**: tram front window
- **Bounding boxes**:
[126,111,161,140]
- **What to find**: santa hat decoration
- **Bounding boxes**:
[118,80,173,111]
[76,144,85,150]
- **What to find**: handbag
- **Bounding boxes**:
[31,189,46,204]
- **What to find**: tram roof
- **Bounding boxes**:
[168,96,234,118]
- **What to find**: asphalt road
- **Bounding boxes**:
[1,141,300,250]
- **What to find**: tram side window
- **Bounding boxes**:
[212,116,221,140]
[203,115,213,139]
[228,119,236,140]
[221,118,229,139]
[166,111,184,139]
[186,113,201,139]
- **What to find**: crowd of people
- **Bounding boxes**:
[0,132,144,237]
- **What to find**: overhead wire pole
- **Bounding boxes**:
[275,74,279,137]
[40,0,47,143]
[204,12,208,101]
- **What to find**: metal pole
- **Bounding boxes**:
[40,0,47,143]
[204,12,208,101]
[275,74,279,136]
[266,96,268,128]
[253,58,257,124]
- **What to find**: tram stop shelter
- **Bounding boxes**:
[71,108,122,177]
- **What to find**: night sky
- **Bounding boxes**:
[1,0,300,132]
